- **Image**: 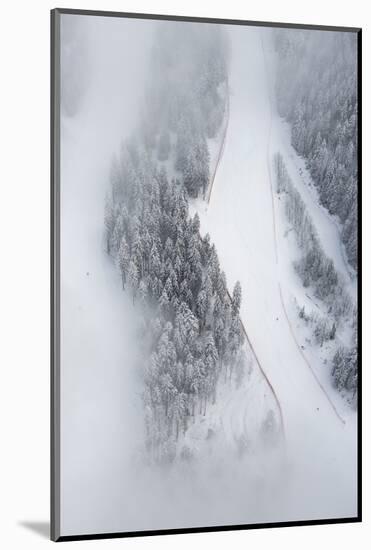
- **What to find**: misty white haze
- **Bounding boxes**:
[59,14,358,537]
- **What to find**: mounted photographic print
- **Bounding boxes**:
[51,8,361,542]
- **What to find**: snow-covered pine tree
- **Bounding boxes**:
[128,259,139,303]
[232,281,242,317]
[104,191,115,254]
[117,237,130,289]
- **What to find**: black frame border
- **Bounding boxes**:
[51,7,362,543]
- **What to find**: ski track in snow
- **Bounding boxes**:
[195,26,357,519]
[204,75,286,446]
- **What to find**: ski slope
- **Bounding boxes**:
[194,26,357,521]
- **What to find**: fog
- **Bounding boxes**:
[59,14,357,536]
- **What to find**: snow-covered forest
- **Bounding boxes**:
[103,25,249,461]
[273,30,358,270]
[59,15,358,536]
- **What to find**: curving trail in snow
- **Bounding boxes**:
[226,288,286,441]
[278,281,345,424]
[195,26,357,520]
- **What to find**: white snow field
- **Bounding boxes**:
[194,26,357,522]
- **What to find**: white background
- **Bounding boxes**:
[0,0,368,548]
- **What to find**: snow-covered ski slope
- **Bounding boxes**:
[194,26,357,520]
